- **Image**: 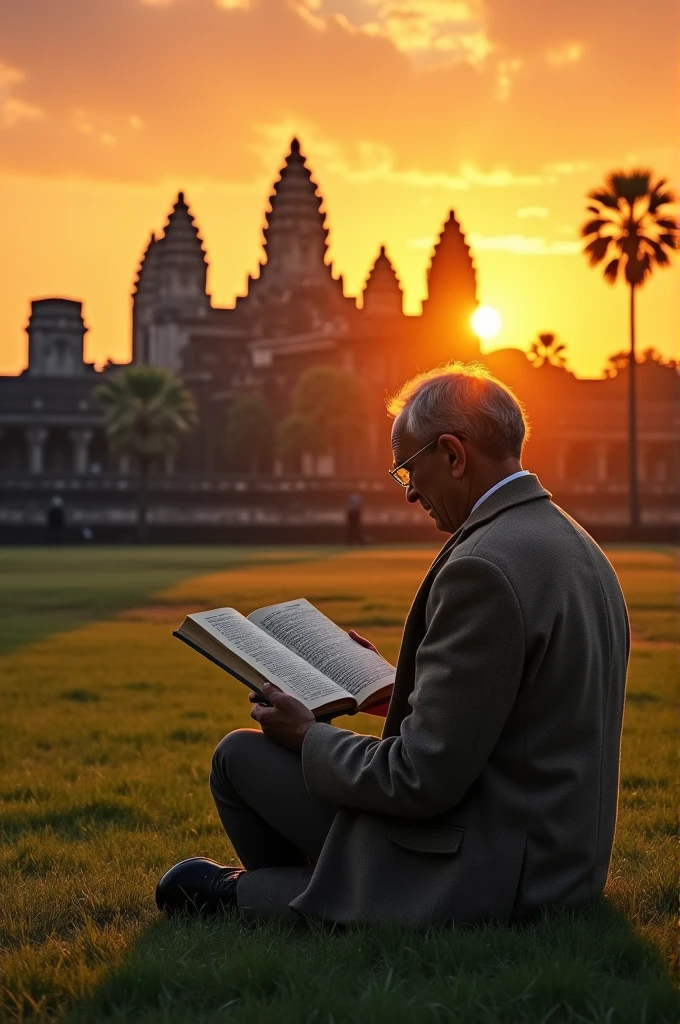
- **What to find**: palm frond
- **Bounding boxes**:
[648,241,670,266]
[647,179,677,212]
[580,218,609,238]
[586,189,619,210]
[608,168,653,203]
[603,257,620,283]
[654,217,679,234]
[583,235,612,266]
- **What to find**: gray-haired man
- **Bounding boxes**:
[157,362,629,926]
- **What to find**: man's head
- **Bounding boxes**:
[388,362,529,534]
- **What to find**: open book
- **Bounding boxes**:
[173,598,395,718]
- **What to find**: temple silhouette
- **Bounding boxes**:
[129,138,479,475]
[0,138,677,540]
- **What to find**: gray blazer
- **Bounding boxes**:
[238,474,630,925]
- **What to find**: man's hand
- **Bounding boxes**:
[249,682,316,753]
[348,629,379,655]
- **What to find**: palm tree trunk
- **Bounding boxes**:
[138,460,149,543]
[628,283,640,531]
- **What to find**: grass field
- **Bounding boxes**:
[0,544,677,1023]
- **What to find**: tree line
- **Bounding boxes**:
[223,366,366,475]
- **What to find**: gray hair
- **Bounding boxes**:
[387,361,529,460]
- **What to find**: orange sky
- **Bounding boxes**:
[1,0,678,378]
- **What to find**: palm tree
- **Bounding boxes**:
[580,168,679,528]
[527,332,568,369]
[94,366,197,540]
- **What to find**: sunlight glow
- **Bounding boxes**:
[471,305,501,340]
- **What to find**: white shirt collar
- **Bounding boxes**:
[468,470,531,518]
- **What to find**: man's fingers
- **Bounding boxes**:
[251,702,273,722]
[262,682,293,707]
[349,629,376,651]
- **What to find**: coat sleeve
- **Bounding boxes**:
[302,555,525,818]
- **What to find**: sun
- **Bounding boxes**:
[471,305,502,340]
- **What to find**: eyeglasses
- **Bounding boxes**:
[389,438,439,487]
[389,434,467,487]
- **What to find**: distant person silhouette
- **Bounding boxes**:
[47,496,65,544]
[345,491,363,545]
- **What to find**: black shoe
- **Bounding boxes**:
[155,857,244,915]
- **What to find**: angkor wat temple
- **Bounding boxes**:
[0,139,677,540]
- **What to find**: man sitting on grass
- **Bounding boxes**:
[156,362,629,926]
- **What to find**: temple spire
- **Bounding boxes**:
[159,192,208,268]
[256,138,333,290]
[362,245,403,316]
[133,232,159,296]
[421,210,479,361]
[150,191,210,308]
[425,211,477,307]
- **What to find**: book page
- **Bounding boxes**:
[187,608,347,711]
[248,599,395,706]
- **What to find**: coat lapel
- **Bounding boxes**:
[382,474,551,737]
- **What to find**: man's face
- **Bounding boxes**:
[391,414,470,534]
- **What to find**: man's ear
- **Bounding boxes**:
[438,434,466,477]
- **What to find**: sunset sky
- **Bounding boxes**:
[1,0,678,378]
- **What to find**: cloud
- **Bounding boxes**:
[0,59,24,90]
[542,160,591,175]
[2,97,44,127]
[0,59,44,128]
[252,122,554,192]
[517,206,549,218]
[496,57,521,101]
[0,0,676,186]
[294,0,494,68]
[546,42,583,67]
[460,162,543,187]
[468,233,581,255]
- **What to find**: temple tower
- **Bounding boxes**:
[246,138,344,303]
[154,192,209,313]
[26,298,89,376]
[361,246,403,316]
[132,192,211,372]
[421,210,479,364]
[132,232,159,364]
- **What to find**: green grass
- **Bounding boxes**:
[0,545,677,1023]
[0,546,334,655]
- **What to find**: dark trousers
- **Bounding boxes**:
[210,729,337,871]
